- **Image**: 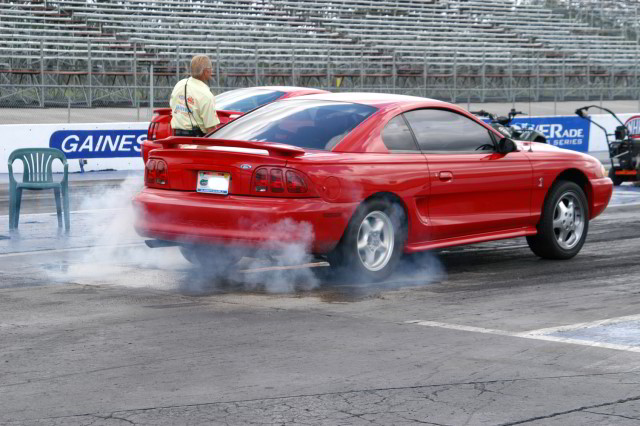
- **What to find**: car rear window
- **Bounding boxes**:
[209,99,378,150]
[215,88,285,113]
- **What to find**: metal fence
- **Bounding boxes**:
[2,43,640,112]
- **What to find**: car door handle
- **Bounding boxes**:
[438,171,453,182]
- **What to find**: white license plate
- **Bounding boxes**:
[197,171,230,195]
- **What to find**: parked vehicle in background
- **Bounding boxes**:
[576,105,640,186]
[472,108,547,143]
[134,93,612,281]
[142,86,329,162]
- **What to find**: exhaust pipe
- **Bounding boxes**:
[145,239,179,248]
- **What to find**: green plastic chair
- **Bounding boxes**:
[8,148,70,231]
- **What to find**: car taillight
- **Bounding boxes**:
[253,168,308,194]
[270,169,284,193]
[145,159,156,185]
[145,159,168,186]
[156,160,167,185]
[255,168,268,192]
[286,171,307,193]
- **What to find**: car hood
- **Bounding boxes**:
[515,140,599,163]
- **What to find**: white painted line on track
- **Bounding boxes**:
[521,314,640,336]
[0,242,145,258]
[0,246,324,274]
[0,207,127,219]
[406,318,640,353]
[611,202,640,207]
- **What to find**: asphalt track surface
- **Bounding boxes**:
[1,178,640,425]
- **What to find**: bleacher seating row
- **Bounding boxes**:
[0,0,638,106]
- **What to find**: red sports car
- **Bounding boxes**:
[133,93,613,281]
[142,86,329,162]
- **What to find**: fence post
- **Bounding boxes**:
[392,52,396,93]
[509,52,514,105]
[561,55,565,102]
[40,41,44,108]
[291,49,296,86]
[150,64,154,119]
[636,22,639,111]
[88,40,92,107]
[423,51,427,98]
[326,49,330,89]
[176,46,180,82]
[360,48,364,89]
[254,47,259,86]
[609,57,614,100]
[216,46,220,91]
[452,50,457,103]
[530,54,540,101]
[133,42,137,109]
[481,47,486,103]
[585,56,590,101]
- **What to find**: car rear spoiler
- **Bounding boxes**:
[152,108,242,120]
[153,137,306,158]
[153,108,172,116]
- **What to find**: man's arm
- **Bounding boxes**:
[199,95,220,134]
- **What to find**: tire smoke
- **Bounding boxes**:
[42,176,320,294]
[34,176,445,297]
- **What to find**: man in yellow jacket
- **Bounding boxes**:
[169,55,220,137]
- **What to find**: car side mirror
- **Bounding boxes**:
[497,137,517,154]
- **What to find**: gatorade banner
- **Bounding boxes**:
[509,116,591,152]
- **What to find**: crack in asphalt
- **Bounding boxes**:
[8,371,640,424]
[90,413,136,425]
[499,395,640,425]
[583,410,640,421]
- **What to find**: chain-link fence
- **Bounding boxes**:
[2,44,640,111]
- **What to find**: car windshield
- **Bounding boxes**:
[215,88,285,113]
[210,100,378,150]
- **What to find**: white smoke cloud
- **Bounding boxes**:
[44,176,320,293]
[37,176,445,297]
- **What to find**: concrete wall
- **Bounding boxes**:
[1,113,639,173]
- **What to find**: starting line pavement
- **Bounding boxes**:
[407,314,640,354]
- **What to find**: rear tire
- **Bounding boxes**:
[327,199,406,282]
[526,180,589,260]
[608,167,623,186]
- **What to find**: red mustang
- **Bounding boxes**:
[142,86,329,162]
[134,93,613,281]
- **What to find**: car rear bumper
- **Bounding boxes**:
[590,177,613,219]
[132,188,357,253]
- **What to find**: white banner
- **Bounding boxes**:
[1,122,148,174]
[2,114,639,175]
[588,113,640,152]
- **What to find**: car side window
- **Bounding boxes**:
[403,109,496,152]
[381,115,419,152]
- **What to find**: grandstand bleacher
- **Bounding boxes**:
[0,0,638,107]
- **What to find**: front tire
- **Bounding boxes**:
[527,180,589,259]
[327,199,406,281]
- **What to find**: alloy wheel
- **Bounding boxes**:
[356,211,395,272]
[552,192,585,250]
